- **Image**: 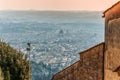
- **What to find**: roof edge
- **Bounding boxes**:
[103,1,120,17]
[79,42,105,54]
[52,60,81,78]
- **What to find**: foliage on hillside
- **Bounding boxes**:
[0,42,31,80]
[0,67,4,80]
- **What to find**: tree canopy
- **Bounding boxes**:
[0,42,31,80]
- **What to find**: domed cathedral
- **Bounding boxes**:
[103,1,120,80]
[52,1,120,80]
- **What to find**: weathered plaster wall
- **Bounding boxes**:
[105,70,120,80]
[105,18,120,80]
[106,18,120,49]
[52,43,105,80]
[104,2,120,50]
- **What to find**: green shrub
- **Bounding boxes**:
[4,70,10,80]
[0,67,4,80]
[0,42,31,80]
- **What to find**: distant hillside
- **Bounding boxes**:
[0,42,31,80]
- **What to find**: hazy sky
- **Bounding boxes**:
[0,0,118,11]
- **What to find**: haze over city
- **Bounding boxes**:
[0,0,118,11]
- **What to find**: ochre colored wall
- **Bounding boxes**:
[105,18,120,80]
[104,2,120,50]
[52,43,105,80]
[104,2,120,80]
[106,18,120,49]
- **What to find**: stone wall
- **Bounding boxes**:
[104,2,120,50]
[52,43,105,80]
[105,18,120,80]
[52,60,82,80]
[106,18,120,49]
[80,43,105,80]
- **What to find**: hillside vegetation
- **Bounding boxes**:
[0,67,4,80]
[0,42,31,80]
